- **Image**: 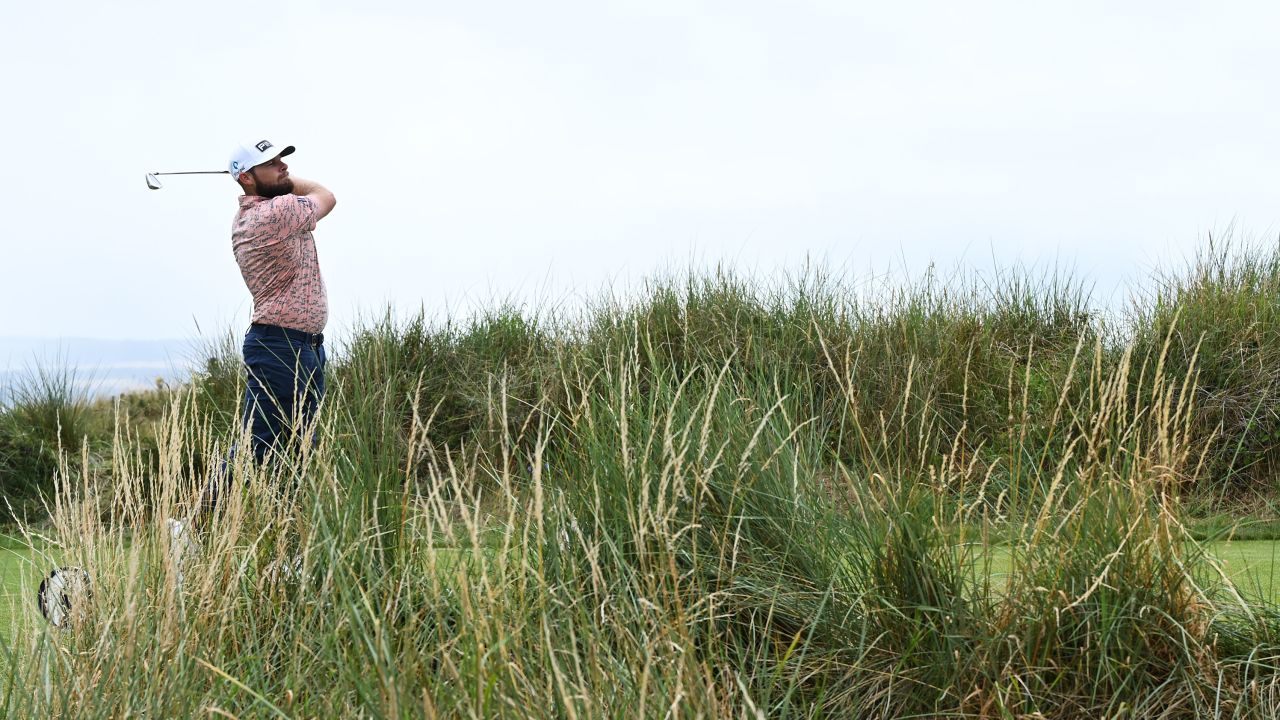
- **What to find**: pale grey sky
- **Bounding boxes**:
[5,0,1279,341]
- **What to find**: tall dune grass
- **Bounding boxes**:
[5,249,1280,716]
[0,357,98,523]
[1132,235,1280,497]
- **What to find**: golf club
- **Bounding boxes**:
[145,170,229,190]
[38,566,92,629]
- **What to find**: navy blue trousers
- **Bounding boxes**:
[202,324,326,515]
[241,323,326,464]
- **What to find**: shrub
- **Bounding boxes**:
[1131,236,1280,494]
[0,359,97,522]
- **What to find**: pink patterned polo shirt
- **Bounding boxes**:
[232,194,328,334]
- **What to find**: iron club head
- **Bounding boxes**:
[145,173,163,190]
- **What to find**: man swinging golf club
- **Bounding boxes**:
[189,139,337,564]
[234,141,336,454]
[38,139,336,626]
[199,138,338,512]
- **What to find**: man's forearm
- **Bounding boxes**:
[289,177,328,196]
[288,176,338,220]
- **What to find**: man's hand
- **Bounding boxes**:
[289,177,337,221]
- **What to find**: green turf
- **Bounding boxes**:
[974,538,1280,606]
[3,533,1280,638]
[0,534,46,643]
[1187,515,1280,542]
[1208,539,1280,603]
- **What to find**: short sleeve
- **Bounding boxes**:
[268,195,320,235]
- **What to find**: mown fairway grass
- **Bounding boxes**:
[0,536,23,641]
[1212,539,1280,603]
[970,537,1280,605]
[4,531,1280,632]
[0,534,47,644]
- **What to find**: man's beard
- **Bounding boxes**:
[252,171,294,198]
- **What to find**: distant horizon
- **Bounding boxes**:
[0,336,201,365]
[0,337,199,402]
[0,334,194,344]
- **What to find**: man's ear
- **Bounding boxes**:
[236,168,256,194]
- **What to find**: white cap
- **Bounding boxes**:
[228,138,295,178]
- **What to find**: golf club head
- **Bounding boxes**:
[38,566,92,629]
[145,173,163,190]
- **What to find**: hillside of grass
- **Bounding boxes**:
[4,242,1280,716]
[7,240,1280,525]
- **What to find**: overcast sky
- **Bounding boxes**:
[5,0,1279,342]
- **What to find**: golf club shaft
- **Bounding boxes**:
[151,171,228,176]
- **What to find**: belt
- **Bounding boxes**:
[249,323,324,347]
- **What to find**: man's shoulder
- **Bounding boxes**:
[238,194,305,208]
[237,194,313,219]
[234,194,318,239]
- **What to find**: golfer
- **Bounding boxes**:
[40,139,338,623]
[230,139,336,460]
[201,139,336,516]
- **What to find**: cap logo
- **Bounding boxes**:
[255,140,273,152]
